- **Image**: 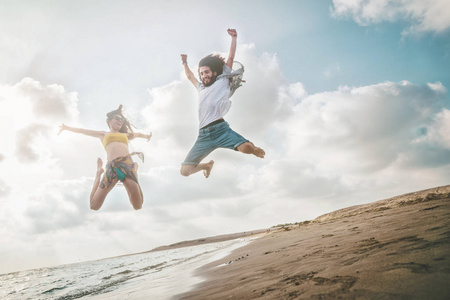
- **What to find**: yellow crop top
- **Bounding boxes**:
[103,133,129,148]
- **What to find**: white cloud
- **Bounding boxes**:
[285,80,446,172]
[331,0,450,35]
[0,79,83,193]
[15,123,51,163]
[234,78,450,216]
[0,179,11,198]
[420,108,450,148]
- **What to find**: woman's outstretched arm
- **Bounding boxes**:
[129,132,152,141]
[59,124,105,139]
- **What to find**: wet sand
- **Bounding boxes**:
[178,186,450,299]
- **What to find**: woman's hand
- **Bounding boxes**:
[58,124,67,135]
[130,132,152,141]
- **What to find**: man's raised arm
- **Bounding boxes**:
[226,28,237,69]
[181,54,198,87]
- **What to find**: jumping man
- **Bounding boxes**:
[180,28,265,178]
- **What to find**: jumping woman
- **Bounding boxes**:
[59,105,151,210]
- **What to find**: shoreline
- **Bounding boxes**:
[87,237,258,300]
[178,185,450,299]
[148,228,271,253]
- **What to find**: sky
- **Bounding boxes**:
[1,0,449,274]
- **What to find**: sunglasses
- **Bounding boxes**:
[113,116,123,122]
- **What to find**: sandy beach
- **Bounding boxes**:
[177,186,450,299]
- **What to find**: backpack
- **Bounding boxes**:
[226,61,245,98]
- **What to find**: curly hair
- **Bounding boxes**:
[198,54,225,77]
[106,105,134,134]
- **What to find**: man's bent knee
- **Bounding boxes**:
[180,165,194,177]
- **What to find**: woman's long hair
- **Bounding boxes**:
[106,105,134,135]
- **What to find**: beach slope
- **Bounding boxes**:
[179,186,450,299]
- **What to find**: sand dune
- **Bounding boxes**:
[178,186,450,299]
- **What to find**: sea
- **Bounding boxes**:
[0,238,254,300]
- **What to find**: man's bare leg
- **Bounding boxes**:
[237,142,265,158]
[180,160,214,178]
[202,160,214,178]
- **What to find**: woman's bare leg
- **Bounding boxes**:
[89,158,104,207]
[90,158,116,210]
[134,163,144,203]
[122,178,143,210]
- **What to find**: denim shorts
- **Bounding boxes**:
[182,121,249,166]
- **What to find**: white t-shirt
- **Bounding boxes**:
[197,65,232,128]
